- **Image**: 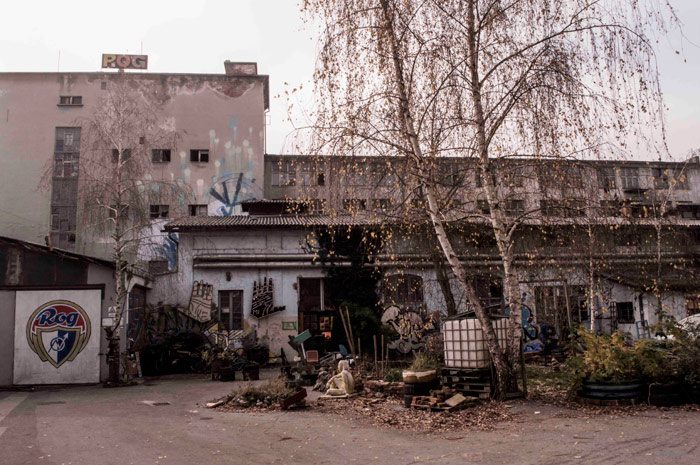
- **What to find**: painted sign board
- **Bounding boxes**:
[101,54,148,70]
[13,289,101,384]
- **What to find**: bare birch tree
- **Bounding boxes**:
[55,80,191,384]
[301,0,676,397]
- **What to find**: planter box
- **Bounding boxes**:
[579,379,643,400]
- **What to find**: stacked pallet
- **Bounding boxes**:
[440,367,492,399]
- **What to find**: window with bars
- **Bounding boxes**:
[615,301,635,324]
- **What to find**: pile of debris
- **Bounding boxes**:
[316,396,515,433]
[210,378,304,411]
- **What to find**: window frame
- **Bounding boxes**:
[149,204,170,219]
[615,301,635,324]
[151,149,172,163]
[188,204,208,217]
[58,96,83,106]
[189,149,210,163]
[218,290,244,331]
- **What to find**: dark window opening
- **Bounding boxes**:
[112,148,132,163]
[615,301,635,324]
[152,149,171,163]
[149,204,169,219]
[190,149,209,163]
[383,274,424,309]
[58,96,82,106]
[343,198,367,211]
[188,204,207,216]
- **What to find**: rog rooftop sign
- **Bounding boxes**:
[101,54,148,70]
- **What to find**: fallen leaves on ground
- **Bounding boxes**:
[314,396,515,434]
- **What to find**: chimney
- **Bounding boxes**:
[224,61,258,76]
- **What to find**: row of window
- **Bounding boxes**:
[112,149,209,164]
[148,204,208,219]
[272,161,690,193]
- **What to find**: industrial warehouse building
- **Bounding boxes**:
[2,59,700,383]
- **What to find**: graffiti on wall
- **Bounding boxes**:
[381,305,439,354]
[208,173,261,216]
[181,281,213,323]
[251,277,285,318]
[26,300,91,368]
[163,233,179,271]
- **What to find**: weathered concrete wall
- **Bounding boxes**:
[0,290,16,385]
[0,71,267,259]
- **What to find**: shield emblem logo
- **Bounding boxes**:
[26,300,91,369]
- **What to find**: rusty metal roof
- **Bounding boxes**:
[164,214,381,231]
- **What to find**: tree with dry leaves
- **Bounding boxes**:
[301,0,676,398]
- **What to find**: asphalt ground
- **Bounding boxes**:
[0,373,698,465]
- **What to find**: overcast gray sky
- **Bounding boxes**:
[1,0,697,158]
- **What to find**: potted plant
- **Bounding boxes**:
[568,330,644,401]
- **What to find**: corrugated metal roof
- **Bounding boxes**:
[164,214,381,231]
[164,212,700,231]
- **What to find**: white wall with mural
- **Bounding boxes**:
[13,289,101,384]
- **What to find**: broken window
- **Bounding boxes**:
[190,149,209,163]
[218,290,243,331]
[188,204,207,216]
[149,204,169,219]
[58,96,82,106]
[152,149,171,163]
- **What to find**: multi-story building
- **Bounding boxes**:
[0,60,269,263]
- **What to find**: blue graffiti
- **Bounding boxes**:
[209,172,244,216]
[163,233,179,271]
